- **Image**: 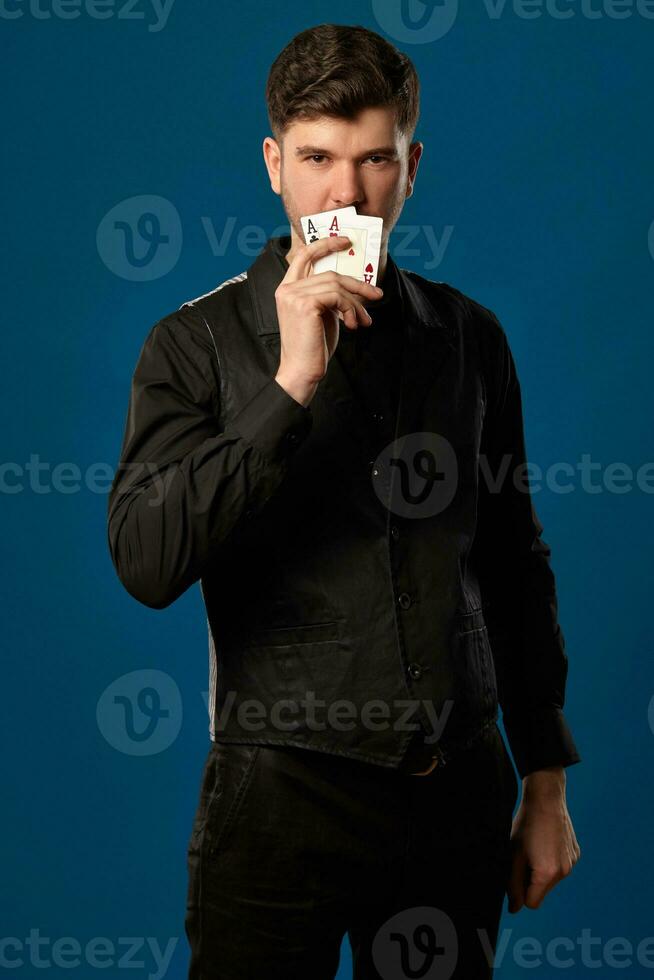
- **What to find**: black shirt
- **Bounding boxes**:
[337,252,404,429]
[271,236,405,471]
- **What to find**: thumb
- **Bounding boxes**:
[506,846,528,914]
[524,867,556,910]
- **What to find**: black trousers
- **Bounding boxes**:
[185,723,519,979]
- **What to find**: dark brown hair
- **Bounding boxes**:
[266,24,420,150]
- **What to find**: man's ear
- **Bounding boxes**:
[263,137,282,196]
[406,141,423,200]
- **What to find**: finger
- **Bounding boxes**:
[306,288,372,330]
[284,235,355,284]
[305,269,384,300]
[565,835,579,866]
[506,848,528,914]
[292,282,373,327]
[290,268,383,302]
[524,868,559,909]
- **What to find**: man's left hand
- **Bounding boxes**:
[506,765,581,913]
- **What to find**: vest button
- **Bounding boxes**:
[391,525,400,541]
[398,592,412,609]
[408,662,423,680]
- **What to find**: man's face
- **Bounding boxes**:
[263,106,422,262]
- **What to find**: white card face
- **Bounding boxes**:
[300,206,357,244]
[300,208,384,285]
[300,206,358,274]
[331,226,368,279]
[332,214,383,286]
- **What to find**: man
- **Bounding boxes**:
[107,23,582,979]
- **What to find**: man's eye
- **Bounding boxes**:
[305,155,390,166]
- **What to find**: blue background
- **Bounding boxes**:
[3,0,653,976]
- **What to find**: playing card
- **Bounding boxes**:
[300,206,357,245]
[330,213,383,285]
[300,207,383,286]
[300,207,357,274]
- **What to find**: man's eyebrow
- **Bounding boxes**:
[294,145,399,158]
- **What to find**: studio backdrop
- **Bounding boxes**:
[3,1,653,977]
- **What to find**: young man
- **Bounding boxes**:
[107,23,582,980]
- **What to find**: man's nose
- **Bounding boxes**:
[329,164,365,209]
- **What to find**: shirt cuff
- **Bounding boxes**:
[502,705,582,778]
[228,377,313,464]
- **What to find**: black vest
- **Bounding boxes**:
[108,235,581,778]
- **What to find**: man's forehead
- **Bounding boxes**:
[281,111,405,154]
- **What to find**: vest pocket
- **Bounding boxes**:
[244,620,342,647]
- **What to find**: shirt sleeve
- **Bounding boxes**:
[472,312,582,779]
[107,308,313,610]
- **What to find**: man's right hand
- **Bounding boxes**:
[274,235,383,406]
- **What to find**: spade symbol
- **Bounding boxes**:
[349,248,355,255]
